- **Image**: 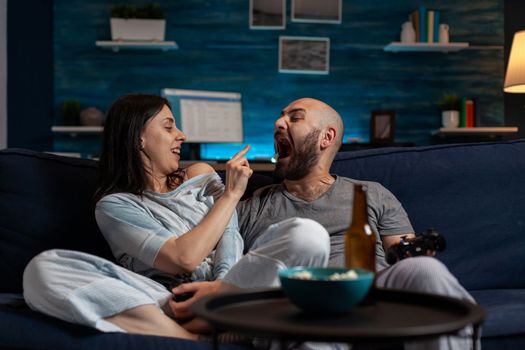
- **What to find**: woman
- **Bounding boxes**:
[23,94,330,339]
[94,93,249,287]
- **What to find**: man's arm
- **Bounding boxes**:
[381,233,415,252]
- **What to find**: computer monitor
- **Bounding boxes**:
[161,88,243,144]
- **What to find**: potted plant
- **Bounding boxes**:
[110,3,166,41]
[60,100,81,126]
[438,93,461,128]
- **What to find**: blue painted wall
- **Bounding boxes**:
[53,0,505,159]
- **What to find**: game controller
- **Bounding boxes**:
[386,228,446,265]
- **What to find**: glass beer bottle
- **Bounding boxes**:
[345,184,376,272]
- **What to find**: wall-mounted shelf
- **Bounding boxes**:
[432,127,518,136]
[180,161,275,172]
[52,126,103,137]
[384,42,469,52]
[95,40,178,52]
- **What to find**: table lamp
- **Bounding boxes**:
[504,30,525,93]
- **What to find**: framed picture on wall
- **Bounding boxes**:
[291,0,342,24]
[370,110,396,143]
[279,36,330,74]
[250,0,286,29]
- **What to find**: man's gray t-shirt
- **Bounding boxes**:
[237,176,413,270]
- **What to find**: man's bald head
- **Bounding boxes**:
[275,98,345,180]
[287,97,344,152]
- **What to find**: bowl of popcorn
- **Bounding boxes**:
[278,267,374,315]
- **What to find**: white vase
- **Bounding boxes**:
[442,110,459,128]
[439,24,450,44]
[400,21,416,43]
[110,18,166,41]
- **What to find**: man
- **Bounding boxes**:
[238,97,413,270]
[172,98,477,350]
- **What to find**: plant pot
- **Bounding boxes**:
[441,110,460,128]
[110,18,166,41]
[80,107,104,126]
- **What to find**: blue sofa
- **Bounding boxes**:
[1,140,525,349]
[331,139,525,350]
[0,149,260,350]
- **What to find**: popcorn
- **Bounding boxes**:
[328,270,358,281]
[290,269,359,281]
[291,271,313,280]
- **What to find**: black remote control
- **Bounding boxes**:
[169,272,194,302]
[172,291,194,302]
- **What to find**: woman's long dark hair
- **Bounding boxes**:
[93,94,182,203]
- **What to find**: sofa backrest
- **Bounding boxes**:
[0,149,115,293]
[0,149,274,294]
[331,139,525,290]
[5,142,522,292]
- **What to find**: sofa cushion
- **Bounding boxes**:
[330,140,525,290]
[0,149,115,293]
[0,149,274,294]
[471,289,525,350]
[470,289,525,338]
[0,293,243,350]
[481,335,525,350]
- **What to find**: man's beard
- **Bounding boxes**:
[275,128,321,181]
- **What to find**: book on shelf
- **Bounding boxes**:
[427,11,434,43]
[472,97,481,127]
[409,7,441,43]
[411,10,420,42]
[459,97,467,127]
[433,11,440,42]
[457,97,479,128]
[465,99,474,128]
[419,6,427,42]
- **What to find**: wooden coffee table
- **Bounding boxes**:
[191,288,485,350]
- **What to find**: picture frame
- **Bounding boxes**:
[249,0,286,30]
[291,0,342,24]
[370,110,396,143]
[279,36,330,75]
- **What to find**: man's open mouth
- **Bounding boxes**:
[276,137,292,160]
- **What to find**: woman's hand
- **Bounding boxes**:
[154,145,252,276]
[169,280,223,320]
[224,145,252,200]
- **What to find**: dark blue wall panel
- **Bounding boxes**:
[8,0,53,150]
[53,0,505,159]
